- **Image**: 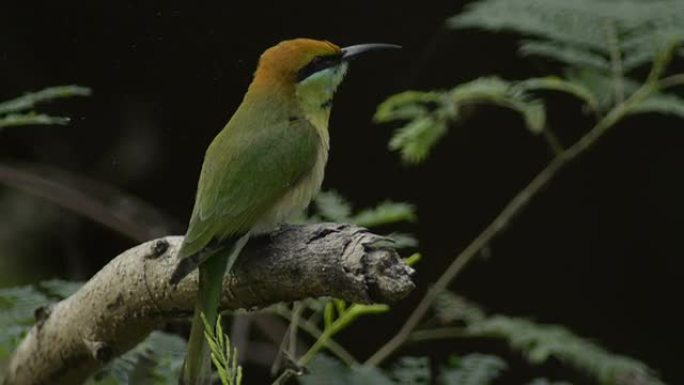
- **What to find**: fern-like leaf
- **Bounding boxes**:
[430,293,666,385]
[301,354,394,385]
[449,0,684,73]
[90,332,186,385]
[376,77,548,164]
[352,201,416,228]
[0,86,90,130]
[439,354,507,385]
[390,356,431,385]
[630,92,684,118]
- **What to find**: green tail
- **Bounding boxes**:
[180,236,247,385]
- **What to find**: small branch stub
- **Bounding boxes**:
[4,223,414,385]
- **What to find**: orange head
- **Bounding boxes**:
[254,39,342,84]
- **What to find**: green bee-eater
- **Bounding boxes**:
[169,38,399,384]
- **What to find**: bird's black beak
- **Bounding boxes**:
[341,43,401,61]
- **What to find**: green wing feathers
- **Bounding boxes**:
[171,102,320,283]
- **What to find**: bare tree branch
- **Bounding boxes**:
[4,223,415,385]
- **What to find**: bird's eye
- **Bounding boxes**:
[297,54,342,81]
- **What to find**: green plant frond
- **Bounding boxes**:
[390,356,431,385]
[630,92,684,118]
[440,354,507,385]
[314,190,353,222]
[565,69,643,110]
[379,77,548,164]
[449,0,684,75]
[429,294,665,385]
[516,76,600,112]
[374,90,445,123]
[0,113,71,129]
[0,285,51,359]
[310,192,417,248]
[447,76,547,134]
[352,201,416,228]
[519,40,611,72]
[90,331,186,385]
[386,233,419,249]
[200,314,243,385]
[448,0,615,51]
[388,117,449,164]
[466,316,664,385]
[0,85,91,115]
[301,354,395,385]
[38,279,82,299]
[433,292,486,324]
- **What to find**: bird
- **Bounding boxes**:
[169,38,400,385]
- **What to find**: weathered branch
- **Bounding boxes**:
[4,223,415,385]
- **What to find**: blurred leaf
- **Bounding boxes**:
[314,191,353,223]
[0,86,90,115]
[301,354,394,385]
[448,0,684,74]
[388,117,449,164]
[386,233,419,249]
[433,292,485,324]
[352,202,416,228]
[630,92,684,118]
[0,285,50,359]
[440,354,507,385]
[310,191,417,248]
[519,40,611,71]
[377,77,547,164]
[516,76,600,112]
[0,113,71,129]
[429,294,666,385]
[90,331,186,385]
[390,356,430,385]
[38,279,82,299]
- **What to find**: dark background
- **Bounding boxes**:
[1,1,682,384]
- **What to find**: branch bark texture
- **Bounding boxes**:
[4,223,415,385]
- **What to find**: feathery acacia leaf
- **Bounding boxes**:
[449,0,684,73]
[430,293,666,385]
[630,93,684,118]
[440,354,507,385]
[376,77,548,164]
[0,86,91,115]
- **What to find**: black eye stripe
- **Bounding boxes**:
[296,54,342,81]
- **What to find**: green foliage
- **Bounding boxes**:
[301,354,393,385]
[375,77,548,163]
[439,354,507,385]
[376,0,684,165]
[630,92,684,118]
[89,332,186,385]
[0,86,90,129]
[313,191,416,228]
[0,281,187,385]
[0,285,51,360]
[312,191,417,248]
[301,353,504,385]
[431,292,665,385]
[390,356,430,385]
[201,314,243,385]
[0,280,79,360]
[448,0,684,72]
